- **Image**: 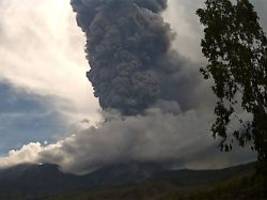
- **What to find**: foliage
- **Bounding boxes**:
[196,0,267,165]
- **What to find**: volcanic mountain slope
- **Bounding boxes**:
[0,162,257,200]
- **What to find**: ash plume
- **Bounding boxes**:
[0,0,257,175]
[71,0,198,115]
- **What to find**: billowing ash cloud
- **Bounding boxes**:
[0,108,255,175]
[0,0,257,175]
[71,0,198,115]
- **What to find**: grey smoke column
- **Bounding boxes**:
[71,0,192,115]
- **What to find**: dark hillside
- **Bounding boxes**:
[0,162,257,200]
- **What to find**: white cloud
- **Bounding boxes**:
[163,0,203,62]
[0,108,256,174]
[0,0,100,123]
[0,109,211,173]
[0,142,42,168]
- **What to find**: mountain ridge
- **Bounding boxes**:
[0,161,256,199]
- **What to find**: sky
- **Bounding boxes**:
[0,0,100,154]
[0,0,266,173]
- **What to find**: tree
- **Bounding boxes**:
[196,0,267,168]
